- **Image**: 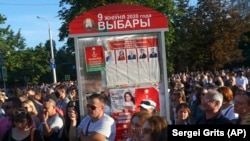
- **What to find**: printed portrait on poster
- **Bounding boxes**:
[110,88,136,113]
[105,50,115,63]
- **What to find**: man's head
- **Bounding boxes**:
[43,98,57,117]
[108,51,112,56]
[140,49,145,53]
[129,50,134,55]
[56,84,67,99]
[201,89,223,113]
[26,88,36,101]
[238,70,244,77]
[87,93,106,121]
[139,99,156,115]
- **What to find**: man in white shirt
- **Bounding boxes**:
[236,70,248,90]
[39,98,64,141]
[69,93,116,141]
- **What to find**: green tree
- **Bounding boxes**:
[173,0,250,71]
[56,45,76,82]
[0,14,59,85]
[16,44,51,85]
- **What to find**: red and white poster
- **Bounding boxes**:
[84,46,105,72]
[110,87,159,141]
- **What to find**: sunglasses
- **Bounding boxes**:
[87,104,96,110]
[14,110,27,117]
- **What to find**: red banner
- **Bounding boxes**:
[69,4,168,34]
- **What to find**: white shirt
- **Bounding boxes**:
[78,114,116,141]
[236,76,248,90]
[38,113,64,132]
[221,104,239,121]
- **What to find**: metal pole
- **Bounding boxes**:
[37,16,57,83]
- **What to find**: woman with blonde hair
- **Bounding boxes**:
[22,100,40,128]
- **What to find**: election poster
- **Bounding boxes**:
[104,36,160,87]
[84,46,105,72]
[110,87,160,141]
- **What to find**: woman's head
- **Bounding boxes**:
[234,91,250,117]
[130,111,152,138]
[66,100,80,115]
[124,92,135,103]
[170,89,186,102]
[119,50,124,55]
[175,103,190,120]
[11,108,33,129]
[22,100,38,116]
[65,100,81,132]
[141,116,168,141]
[217,86,233,104]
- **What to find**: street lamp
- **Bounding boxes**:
[37,16,57,83]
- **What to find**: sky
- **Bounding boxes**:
[0,0,197,49]
[0,0,65,49]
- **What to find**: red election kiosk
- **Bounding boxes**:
[69,3,169,141]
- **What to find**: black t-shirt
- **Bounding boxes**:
[196,112,232,125]
[2,128,44,141]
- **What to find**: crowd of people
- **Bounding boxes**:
[0,67,250,141]
[168,68,250,125]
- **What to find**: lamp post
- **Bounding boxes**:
[37,16,57,83]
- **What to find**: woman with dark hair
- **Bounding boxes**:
[234,91,250,124]
[172,103,191,125]
[190,87,207,124]
[64,100,81,141]
[2,108,44,141]
[123,92,136,111]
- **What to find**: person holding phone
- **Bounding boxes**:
[69,93,116,141]
[64,100,81,141]
[38,98,64,141]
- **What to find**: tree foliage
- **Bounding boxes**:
[173,0,250,71]
[0,14,55,85]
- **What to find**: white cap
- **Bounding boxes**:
[139,99,156,110]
